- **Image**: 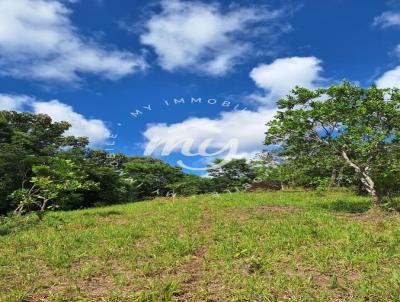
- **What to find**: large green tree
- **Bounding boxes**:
[207,158,255,192]
[265,83,400,204]
[80,150,131,207]
[0,111,86,214]
[123,157,185,199]
[11,157,98,213]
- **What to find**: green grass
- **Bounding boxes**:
[1,190,400,301]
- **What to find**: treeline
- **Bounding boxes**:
[1,82,400,215]
[0,110,269,215]
[0,111,198,214]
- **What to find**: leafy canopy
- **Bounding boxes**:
[265,82,400,203]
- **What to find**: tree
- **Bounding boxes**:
[123,157,185,199]
[207,158,255,192]
[0,110,214,215]
[250,151,283,180]
[0,111,87,214]
[167,174,211,196]
[265,82,400,204]
[79,150,130,207]
[11,157,98,214]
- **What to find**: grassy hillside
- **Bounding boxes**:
[1,191,400,301]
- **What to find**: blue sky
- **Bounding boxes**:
[1,0,400,174]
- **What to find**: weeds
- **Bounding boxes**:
[1,190,400,301]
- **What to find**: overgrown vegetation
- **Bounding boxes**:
[265,82,400,204]
[1,82,400,301]
[1,191,400,301]
[0,111,207,214]
[1,82,399,216]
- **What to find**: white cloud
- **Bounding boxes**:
[142,107,277,162]
[249,56,324,103]
[0,94,111,147]
[142,56,325,166]
[0,0,146,83]
[373,11,400,28]
[140,0,285,75]
[0,94,33,111]
[373,11,400,86]
[32,100,111,146]
[376,66,400,88]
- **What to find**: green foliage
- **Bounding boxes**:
[265,82,400,203]
[0,111,87,214]
[250,150,286,182]
[207,158,255,192]
[0,111,209,215]
[80,150,131,208]
[167,173,211,196]
[123,157,186,199]
[10,157,98,213]
[2,82,400,216]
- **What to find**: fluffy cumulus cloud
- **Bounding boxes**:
[0,94,111,147]
[142,56,325,166]
[0,0,146,83]
[248,56,324,103]
[142,107,277,167]
[140,0,285,75]
[373,11,400,28]
[373,11,400,88]
[376,66,400,88]
[32,100,111,146]
[0,94,33,111]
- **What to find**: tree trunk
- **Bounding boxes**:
[370,188,381,205]
[361,173,381,205]
[14,204,24,215]
[330,167,339,187]
[341,151,381,205]
[40,199,48,211]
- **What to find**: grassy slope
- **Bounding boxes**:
[1,191,400,302]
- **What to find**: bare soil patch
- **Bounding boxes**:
[172,207,218,301]
[336,209,399,223]
[257,205,299,213]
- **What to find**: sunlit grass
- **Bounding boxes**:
[1,190,400,301]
